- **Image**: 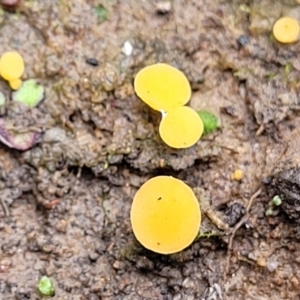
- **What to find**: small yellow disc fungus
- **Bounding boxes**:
[9,79,22,90]
[0,51,24,81]
[159,106,203,148]
[134,63,191,112]
[130,176,201,254]
[231,169,243,181]
[273,17,300,43]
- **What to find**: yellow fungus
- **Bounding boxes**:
[134,63,191,112]
[130,176,201,254]
[0,51,24,81]
[9,79,22,90]
[273,17,299,43]
[231,169,243,181]
[159,106,203,148]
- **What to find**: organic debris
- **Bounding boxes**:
[0,118,41,151]
[0,0,21,12]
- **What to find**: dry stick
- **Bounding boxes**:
[0,197,10,216]
[224,187,262,277]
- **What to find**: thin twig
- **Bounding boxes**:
[224,187,262,277]
[0,197,10,216]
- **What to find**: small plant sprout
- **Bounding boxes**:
[265,195,282,216]
[159,106,203,148]
[12,79,45,107]
[271,195,282,206]
[197,110,219,135]
[273,17,300,43]
[38,276,55,297]
[130,176,201,254]
[134,63,191,112]
[0,51,24,89]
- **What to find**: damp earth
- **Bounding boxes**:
[1,1,300,299]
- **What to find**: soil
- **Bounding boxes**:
[1,0,300,299]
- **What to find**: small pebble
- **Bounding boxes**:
[182,278,195,289]
[267,260,278,272]
[156,1,171,14]
[55,219,67,233]
[122,41,133,56]
[0,258,12,272]
[237,35,249,47]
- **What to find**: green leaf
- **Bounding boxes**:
[95,5,108,23]
[12,79,45,107]
[197,110,219,135]
[38,276,55,297]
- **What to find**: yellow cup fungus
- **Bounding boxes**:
[0,51,24,89]
[231,169,243,181]
[273,17,300,43]
[130,176,201,254]
[159,106,203,148]
[134,63,191,112]
[134,63,205,148]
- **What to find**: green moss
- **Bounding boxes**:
[197,110,218,135]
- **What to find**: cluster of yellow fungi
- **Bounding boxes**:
[0,51,24,90]
[134,63,203,148]
[273,16,300,43]
[130,176,201,254]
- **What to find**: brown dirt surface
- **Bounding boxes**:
[1,0,300,299]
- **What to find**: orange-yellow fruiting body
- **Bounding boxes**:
[0,51,24,81]
[159,106,203,148]
[9,79,22,90]
[134,63,191,112]
[231,169,243,181]
[273,17,299,43]
[130,176,201,254]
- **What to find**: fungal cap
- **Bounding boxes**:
[134,63,191,111]
[273,17,300,43]
[0,51,24,81]
[130,176,201,254]
[9,79,22,90]
[159,106,203,148]
[231,169,243,181]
